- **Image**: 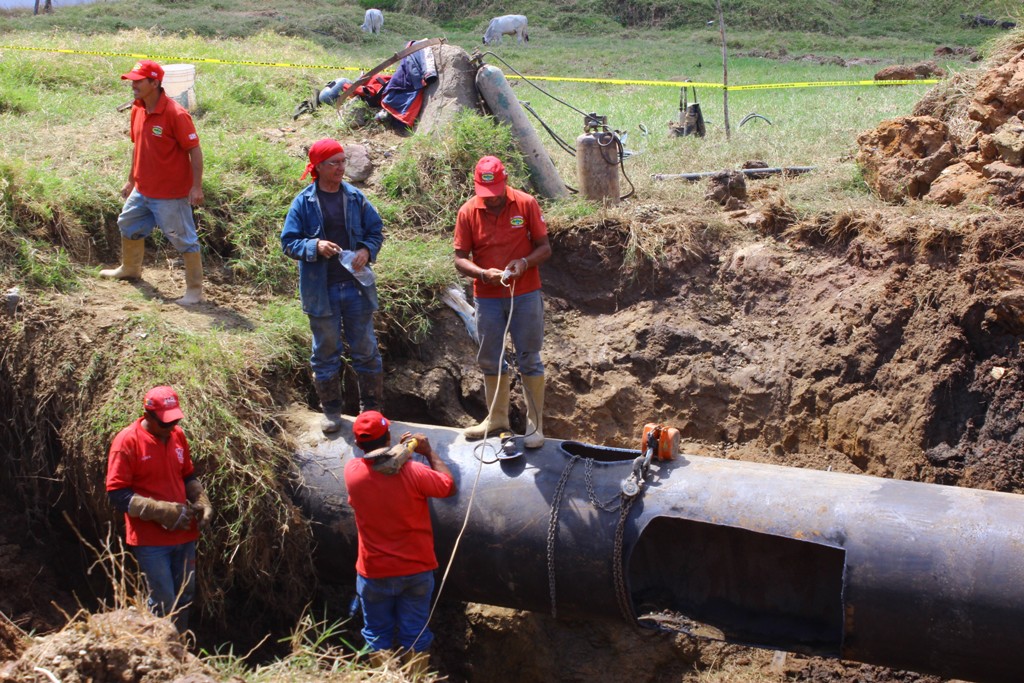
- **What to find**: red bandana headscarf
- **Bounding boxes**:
[301,138,344,181]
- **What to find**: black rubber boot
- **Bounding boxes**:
[314,375,344,433]
[357,372,384,413]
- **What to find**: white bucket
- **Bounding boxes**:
[162,63,197,112]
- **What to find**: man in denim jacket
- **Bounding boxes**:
[281,139,385,433]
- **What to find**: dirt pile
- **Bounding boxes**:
[859,42,1024,206]
[855,116,956,201]
[873,60,945,80]
[0,609,214,683]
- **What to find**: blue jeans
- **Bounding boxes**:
[133,541,196,632]
[357,571,435,652]
[308,281,382,381]
[117,189,200,253]
[475,289,545,376]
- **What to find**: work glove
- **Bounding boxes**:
[128,494,193,531]
[185,479,214,530]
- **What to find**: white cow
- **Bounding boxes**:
[360,8,383,34]
[483,14,529,45]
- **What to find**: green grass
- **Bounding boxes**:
[0,3,1006,308]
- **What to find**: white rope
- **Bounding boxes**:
[411,275,518,649]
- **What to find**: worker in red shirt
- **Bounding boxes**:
[100,59,206,306]
[453,156,552,448]
[344,411,456,675]
[105,386,214,633]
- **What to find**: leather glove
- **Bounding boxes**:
[185,479,214,530]
[128,494,193,531]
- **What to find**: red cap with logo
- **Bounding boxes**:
[143,386,185,422]
[121,60,164,83]
[473,156,507,198]
[353,410,390,444]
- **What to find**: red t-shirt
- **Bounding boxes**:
[105,418,199,547]
[129,92,200,199]
[344,456,455,579]
[453,186,547,299]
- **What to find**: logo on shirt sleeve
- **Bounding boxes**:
[175,447,185,464]
[510,216,525,228]
[151,126,164,137]
[188,133,197,141]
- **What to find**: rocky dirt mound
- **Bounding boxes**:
[873,60,946,80]
[859,40,1024,205]
[0,609,214,683]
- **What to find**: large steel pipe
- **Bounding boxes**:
[292,418,1024,683]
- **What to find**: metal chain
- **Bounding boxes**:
[546,454,580,618]
[613,494,638,624]
[584,457,623,512]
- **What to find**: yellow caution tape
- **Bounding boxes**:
[727,79,940,90]
[0,44,941,90]
[0,44,372,72]
[506,74,724,88]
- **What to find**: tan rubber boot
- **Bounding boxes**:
[522,374,545,448]
[401,649,431,681]
[462,374,510,440]
[176,251,205,305]
[99,237,145,279]
[367,649,393,669]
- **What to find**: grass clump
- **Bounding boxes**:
[377,109,527,230]
[12,238,79,291]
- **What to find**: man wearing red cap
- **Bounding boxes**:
[100,59,206,306]
[344,411,455,674]
[453,156,551,448]
[281,139,385,433]
[105,386,214,633]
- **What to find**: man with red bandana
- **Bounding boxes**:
[453,156,552,448]
[105,386,214,633]
[281,139,385,432]
[100,59,206,306]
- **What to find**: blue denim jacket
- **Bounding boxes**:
[281,181,384,317]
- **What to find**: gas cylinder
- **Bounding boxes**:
[576,130,620,205]
[475,64,569,200]
[641,423,680,461]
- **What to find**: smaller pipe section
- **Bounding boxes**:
[476,64,569,199]
[653,166,815,182]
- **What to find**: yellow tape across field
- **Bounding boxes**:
[0,43,940,90]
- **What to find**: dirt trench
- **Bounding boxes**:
[1,199,1023,681]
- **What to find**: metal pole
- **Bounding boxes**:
[717,0,730,140]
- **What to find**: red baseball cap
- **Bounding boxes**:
[121,60,164,83]
[353,410,390,444]
[143,386,184,422]
[474,156,507,198]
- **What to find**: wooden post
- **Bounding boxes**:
[716,0,730,140]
